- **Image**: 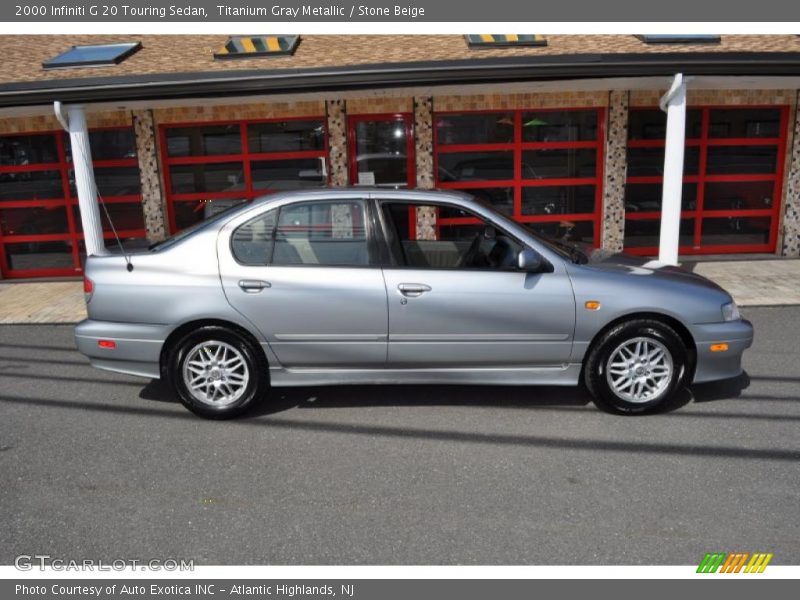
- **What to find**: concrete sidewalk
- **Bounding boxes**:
[0,258,798,325]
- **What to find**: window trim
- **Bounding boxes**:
[433,107,605,247]
[625,104,789,255]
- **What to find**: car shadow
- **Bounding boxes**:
[685,371,751,404]
[138,371,751,417]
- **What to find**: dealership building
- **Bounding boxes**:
[0,34,799,278]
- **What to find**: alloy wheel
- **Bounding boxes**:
[181,340,250,407]
[605,336,674,403]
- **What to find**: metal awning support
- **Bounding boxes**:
[53,101,107,257]
[658,73,687,266]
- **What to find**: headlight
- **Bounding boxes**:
[722,300,741,322]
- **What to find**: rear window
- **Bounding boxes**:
[150,202,250,252]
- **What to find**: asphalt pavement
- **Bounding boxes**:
[0,306,798,565]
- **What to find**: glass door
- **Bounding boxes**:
[347,114,415,188]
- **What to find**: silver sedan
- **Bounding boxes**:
[75,189,753,418]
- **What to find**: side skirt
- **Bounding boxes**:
[269,364,582,387]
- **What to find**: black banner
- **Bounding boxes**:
[3,0,800,22]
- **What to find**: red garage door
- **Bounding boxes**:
[0,127,144,278]
[159,118,329,233]
[625,106,789,255]
[434,108,605,246]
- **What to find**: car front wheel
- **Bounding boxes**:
[584,319,687,414]
[169,326,268,419]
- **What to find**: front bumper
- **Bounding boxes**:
[691,318,754,384]
[75,319,168,379]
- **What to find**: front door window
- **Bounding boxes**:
[381,202,523,270]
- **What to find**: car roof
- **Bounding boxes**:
[251,187,476,205]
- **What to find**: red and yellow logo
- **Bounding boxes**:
[697,552,773,573]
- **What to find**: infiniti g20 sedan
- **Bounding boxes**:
[75,189,753,418]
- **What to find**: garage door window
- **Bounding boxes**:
[434,108,605,246]
[0,127,143,279]
[160,118,328,232]
[624,106,789,255]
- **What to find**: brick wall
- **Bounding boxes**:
[347,97,413,115]
[151,100,325,124]
[782,97,800,257]
[132,109,167,243]
[0,110,132,134]
[602,91,629,252]
[629,89,797,107]
[326,99,349,187]
[434,91,609,112]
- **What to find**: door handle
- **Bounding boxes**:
[238,279,271,293]
[398,283,431,298]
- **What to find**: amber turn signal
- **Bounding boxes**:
[585,301,601,311]
[709,343,729,352]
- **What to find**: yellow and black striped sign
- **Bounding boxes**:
[214,35,300,59]
[465,34,547,48]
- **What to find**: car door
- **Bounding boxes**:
[218,197,388,368]
[377,198,575,367]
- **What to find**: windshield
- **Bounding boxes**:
[525,228,589,264]
[149,203,248,252]
[470,195,588,264]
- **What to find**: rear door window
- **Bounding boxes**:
[231,208,277,266]
[272,200,372,267]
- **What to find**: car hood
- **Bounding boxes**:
[579,246,727,294]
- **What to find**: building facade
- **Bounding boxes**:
[1,34,800,278]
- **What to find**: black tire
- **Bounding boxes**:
[168,325,268,419]
[584,319,687,415]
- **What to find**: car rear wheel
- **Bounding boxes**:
[584,319,687,414]
[169,326,268,419]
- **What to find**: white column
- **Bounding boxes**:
[658,74,687,266]
[65,104,107,256]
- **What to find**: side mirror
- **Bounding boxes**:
[517,248,545,272]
